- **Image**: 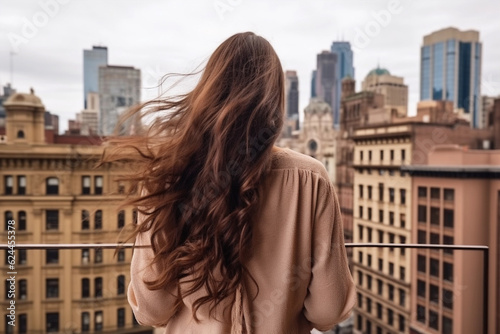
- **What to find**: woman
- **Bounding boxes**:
[101,32,355,333]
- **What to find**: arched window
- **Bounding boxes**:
[117,275,125,295]
[17,130,25,138]
[81,210,90,230]
[4,211,13,230]
[18,211,26,231]
[81,312,90,332]
[117,210,125,229]
[94,210,102,229]
[46,177,59,195]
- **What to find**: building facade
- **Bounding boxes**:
[0,92,152,334]
[283,70,299,137]
[98,66,141,136]
[331,41,355,129]
[83,46,108,109]
[404,146,500,334]
[362,67,408,117]
[420,27,482,128]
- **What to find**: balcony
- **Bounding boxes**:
[0,243,490,334]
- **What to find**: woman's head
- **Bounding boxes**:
[101,32,284,319]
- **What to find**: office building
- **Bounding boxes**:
[315,51,338,119]
[283,70,299,137]
[98,65,141,136]
[362,67,408,117]
[83,46,108,109]
[420,27,482,128]
[331,42,355,128]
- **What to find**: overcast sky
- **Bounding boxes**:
[1,0,500,133]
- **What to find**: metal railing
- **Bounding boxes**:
[0,242,490,334]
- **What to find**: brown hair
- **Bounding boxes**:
[99,32,285,320]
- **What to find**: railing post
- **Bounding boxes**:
[483,248,489,334]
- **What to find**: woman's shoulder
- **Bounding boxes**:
[270,147,330,181]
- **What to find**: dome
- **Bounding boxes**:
[4,91,44,108]
[366,67,390,78]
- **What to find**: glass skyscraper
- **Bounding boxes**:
[331,41,355,129]
[83,46,108,109]
[420,27,482,128]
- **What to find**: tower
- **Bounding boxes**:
[83,46,108,109]
[4,90,45,145]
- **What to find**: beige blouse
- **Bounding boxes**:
[128,147,356,333]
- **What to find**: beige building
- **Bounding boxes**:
[0,92,152,333]
[362,67,408,117]
[404,145,500,334]
[78,92,99,135]
[278,98,337,182]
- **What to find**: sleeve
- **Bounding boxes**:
[127,209,178,327]
[303,176,357,331]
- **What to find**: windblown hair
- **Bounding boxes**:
[99,32,285,320]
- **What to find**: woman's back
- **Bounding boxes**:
[128,147,356,333]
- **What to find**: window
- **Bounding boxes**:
[418,186,427,198]
[18,211,26,230]
[4,175,13,194]
[376,303,382,319]
[417,305,425,323]
[378,183,384,201]
[378,230,384,243]
[4,211,13,230]
[401,149,406,161]
[418,205,427,223]
[79,278,92,300]
[117,275,125,295]
[418,255,426,273]
[429,310,439,330]
[400,213,406,228]
[95,249,103,263]
[359,185,364,198]
[399,314,405,332]
[82,249,90,264]
[444,209,454,228]
[358,271,363,286]
[95,277,103,298]
[377,326,382,334]
[358,225,364,240]
[357,293,363,308]
[17,176,26,195]
[388,284,394,301]
[360,150,364,161]
[388,308,394,326]
[444,235,454,254]
[443,316,453,334]
[389,262,394,276]
[430,284,439,303]
[367,254,372,267]
[443,288,453,309]
[430,187,440,199]
[389,233,395,251]
[95,311,103,331]
[18,249,27,265]
[444,188,454,201]
[400,236,406,255]
[46,177,59,195]
[46,210,59,230]
[19,279,27,300]
[95,210,102,230]
[46,312,59,332]
[17,130,24,138]
[82,176,91,195]
[46,249,59,264]
[378,210,384,223]
[368,186,372,199]
[378,259,383,271]
[81,312,90,332]
[399,289,405,307]
[366,297,372,313]
[368,208,372,220]
[390,149,394,161]
[118,210,125,228]
[118,182,125,194]
[443,262,453,282]
[430,233,440,244]
[389,169,395,176]
[132,209,138,224]
[82,210,90,230]
[45,279,59,299]
[19,314,27,334]
[358,206,363,219]
[117,249,125,262]
[377,279,383,295]
[400,266,406,280]
[368,150,372,160]
[418,230,426,244]
[380,150,384,161]
[95,176,103,195]
[358,251,363,263]
[117,308,126,328]
[430,207,440,225]
[357,315,362,330]
[389,211,394,226]
[367,227,372,242]
[430,258,439,277]
[400,189,406,205]
[389,188,395,203]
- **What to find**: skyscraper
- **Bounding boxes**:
[98,65,141,136]
[420,27,482,128]
[311,70,317,98]
[283,70,299,136]
[83,46,108,108]
[331,42,355,128]
[315,51,337,118]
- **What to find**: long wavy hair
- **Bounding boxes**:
[99,32,285,320]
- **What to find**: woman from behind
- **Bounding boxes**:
[100,32,356,334]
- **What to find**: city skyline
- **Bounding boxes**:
[1,0,500,134]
